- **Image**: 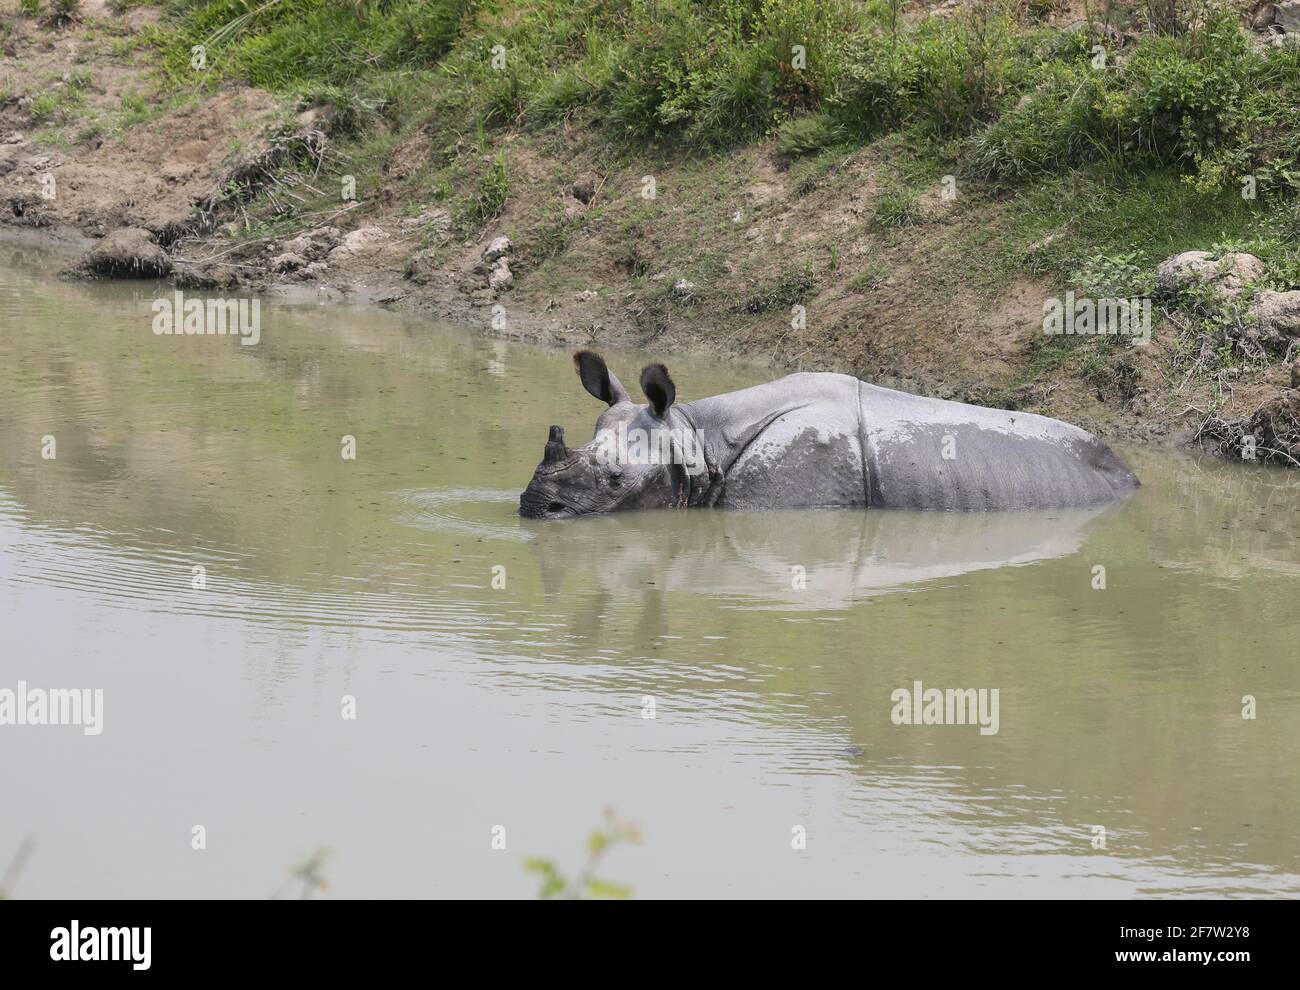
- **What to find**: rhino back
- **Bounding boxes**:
[858,383,1138,510]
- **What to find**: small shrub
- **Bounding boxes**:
[969,7,1262,185]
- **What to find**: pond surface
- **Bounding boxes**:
[1,243,1297,898]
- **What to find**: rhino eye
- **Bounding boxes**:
[608,474,622,488]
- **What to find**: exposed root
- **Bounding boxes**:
[191,109,336,236]
[1195,391,1300,468]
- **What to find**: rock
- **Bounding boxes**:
[80,227,171,278]
[575,290,599,302]
[281,226,341,261]
[1155,250,1266,299]
[339,225,388,254]
[271,252,306,273]
[301,261,329,279]
[672,278,695,298]
[172,262,233,290]
[1277,0,1300,31]
[482,235,512,262]
[1249,289,1300,337]
[404,247,444,285]
[326,225,389,263]
[488,257,513,291]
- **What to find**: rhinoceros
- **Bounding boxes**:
[518,351,1138,518]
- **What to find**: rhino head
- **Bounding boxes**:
[519,351,708,519]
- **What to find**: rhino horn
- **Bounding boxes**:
[543,425,568,464]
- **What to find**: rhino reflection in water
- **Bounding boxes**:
[525,504,1118,608]
[519,351,1138,518]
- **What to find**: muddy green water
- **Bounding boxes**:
[1,242,1297,898]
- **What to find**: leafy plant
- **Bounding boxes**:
[524,808,641,900]
[271,848,331,900]
[1072,251,1156,297]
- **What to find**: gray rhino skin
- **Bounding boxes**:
[519,351,1138,518]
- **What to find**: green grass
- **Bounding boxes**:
[115,90,154,129]
[452,150,509,237]
[158,4,1294,222]
[872,189,926,229]
[162,0,475,89]
[150,0,1300,213]
[136,0,1300,348]
[522,201,588,267]
[848,262,888,292]
[29,86,80,122]
[740,262,817,314]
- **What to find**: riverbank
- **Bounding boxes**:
[4,0,1300,463]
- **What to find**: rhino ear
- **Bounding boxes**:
[574,351,630,406]
[639,363,676,418]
